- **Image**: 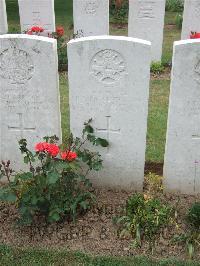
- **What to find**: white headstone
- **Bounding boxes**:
[73,0,109,37]
[0,35,61,171]
[0,0,8,34]
[164,39,200,195]
[68,36,151,190]
[18,0,56,33]
[181,0,200,40]
[128,0,166,61]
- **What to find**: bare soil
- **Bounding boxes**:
[145,162,164,176]
[151,67,171,80]
[0,186,199,261]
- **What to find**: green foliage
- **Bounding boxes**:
[165,0,184,12]
[57,37,68,72]
[187,202,200,230]
[174,203,200,259]
[174,232,200,260]
[175,13,183,30]
[0,120,108,225]
[145,172,163,195]
[110,0,129,23]
[150,62,165,75]
[116,194,173,249]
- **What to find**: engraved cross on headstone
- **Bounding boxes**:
[96,116,120,153]
[8,113,36,139]
[192,134,200,140]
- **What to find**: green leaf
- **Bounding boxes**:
[188,243,194,259]
[17,172,33,180]
[80,152,91,162]
[80,201,89,210]
[48,212,60,222]
[92,162,102,171]
[85,125,94,134]
[24,156,29,164]
[47,171,59,184]
[87,134,96,143]
[0,188,17,202]
[54,161,69,172]
[31,195,38,205]
[97,138,109,147]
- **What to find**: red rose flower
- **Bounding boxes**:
[61,151,77,161]
[27,30,33,35]
[31,26,44,33]
[46,144,60,157]
[190,32,200,39]
[35,142,46,152]
[56,26,64,37]
[35,142,50,152]
[35,142,59,157]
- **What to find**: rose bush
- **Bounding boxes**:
[25,25,67,71]
[0,120,108,225]
[55,26,65,37]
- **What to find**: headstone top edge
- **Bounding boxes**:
[174,39,200,47]
[0,34,56,44]
[68,35,151,46]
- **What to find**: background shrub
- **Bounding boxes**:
[109,0,129,23]
[116,193,173,249]
[187,202,200,230]
[151,62,165,75]
[165,0,184,12]
[0,121,108,225]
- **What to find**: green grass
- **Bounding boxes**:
[162,26,181,64]
[1,245,200,266]
[146,80,170,163]
[60,73,70,141]
[5,0,20,32]
[5,1,181,163]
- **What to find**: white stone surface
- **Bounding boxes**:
[0,35,61,171]
[181,0,200,39]
[73,0,109,37]
[18,0,55,33]
[0,0,8,34]
[128,0,166,61]
[164,39,200,195]
[68,36,151,190]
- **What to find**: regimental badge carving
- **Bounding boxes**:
[0,47,34,84]
[194,59,200,84]
[85,1,98,14]
[90,49,126,84]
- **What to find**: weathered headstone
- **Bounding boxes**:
[73,0,109,37]
[164,39,200,194]
[18,0,55,34]
[181,0,200,39]
[128,0,166,61]
[68,36,151,190]
[0,0,8,34]
[0,35,61,171]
